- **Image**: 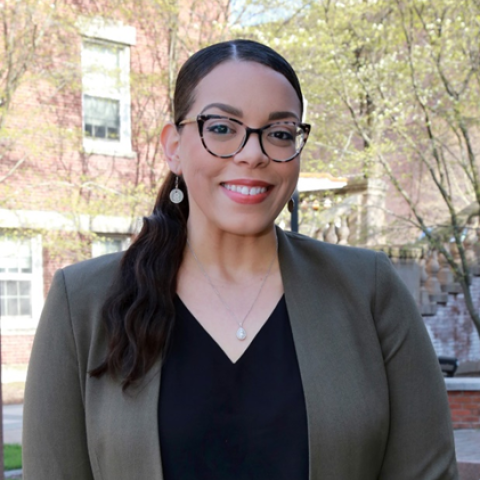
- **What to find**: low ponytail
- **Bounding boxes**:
[90,172,189,390]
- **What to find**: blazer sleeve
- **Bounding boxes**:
[373,253,458,479]
[23,269,95,480]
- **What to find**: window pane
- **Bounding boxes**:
[92,237,126,258]
[19,258,32,273]
[19,281,31,296]
[0,280,32,317]
[19,298,32,316]
[6,281,17,296]
[107,126,119,139]
[4,258,18,273]
[7,298,18,316]
[82,42,121,92]
[0,238,33,273]
[105,239,122,253]
[84,95,120,140]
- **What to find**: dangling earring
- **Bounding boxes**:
[288,197,295,213]
[169,176,184,204]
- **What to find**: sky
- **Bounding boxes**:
[229,0,305,26]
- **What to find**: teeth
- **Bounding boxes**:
[224,184,267,195]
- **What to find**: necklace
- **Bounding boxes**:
[186,236,278,341]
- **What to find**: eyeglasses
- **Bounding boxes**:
[177,114,311,163]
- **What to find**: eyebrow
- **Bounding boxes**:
[200,103,242,117]
[268,111,300,122]
[200,103,300,122]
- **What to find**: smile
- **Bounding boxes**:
[222,184,268,195]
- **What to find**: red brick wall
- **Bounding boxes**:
[448,390,480,429]
[446,378,480,429]
[1,0,228,213]
[1,335,35,365]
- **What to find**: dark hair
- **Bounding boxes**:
[173,39,304,124]
[90,39,304,389]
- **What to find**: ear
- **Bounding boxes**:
[161,122,182,175]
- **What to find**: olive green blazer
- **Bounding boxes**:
[23,228,458,479]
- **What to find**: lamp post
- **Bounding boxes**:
[290,189,299,233]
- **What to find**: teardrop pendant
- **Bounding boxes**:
[236,327,247,341]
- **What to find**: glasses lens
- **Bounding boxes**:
[202,117,246,157]
[262,122,305,162]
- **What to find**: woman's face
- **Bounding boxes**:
[168,60,302,237]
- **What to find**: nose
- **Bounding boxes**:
[233,131,269,168]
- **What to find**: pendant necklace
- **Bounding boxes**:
[186,236,278,341]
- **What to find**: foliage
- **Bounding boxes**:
[249,0,480,335]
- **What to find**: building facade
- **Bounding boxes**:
[0,0,229,370]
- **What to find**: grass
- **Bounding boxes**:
[4,443,22,470]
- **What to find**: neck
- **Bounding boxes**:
[184,225,278,281]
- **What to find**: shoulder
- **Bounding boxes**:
[278,228,383,271]
[277,228,399,304]
[44,252,124,329]
[60,251,124,300]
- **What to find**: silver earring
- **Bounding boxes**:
[169,176,184,204]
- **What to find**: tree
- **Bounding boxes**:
[0,0,62,185]
[0,0,232,263]
[249,0,480,337]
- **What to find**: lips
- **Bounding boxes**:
[220,180,272,204]
[222,184,268,195]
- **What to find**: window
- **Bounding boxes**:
[0,240,32,317]
[81,39,133,156]
[84,94,120,141]
[0,235,43,327]
[92,235,130,258]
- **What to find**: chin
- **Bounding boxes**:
[217,218,275,237]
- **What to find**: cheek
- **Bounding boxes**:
[181,157,222,196]
[283,162,301,192]
[177,132,204,170]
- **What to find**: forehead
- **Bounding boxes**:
[189,60,302,120]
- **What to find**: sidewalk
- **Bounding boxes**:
[3,404,22,445]
[454,429,480,480]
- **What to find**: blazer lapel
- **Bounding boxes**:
[277,228,345,480]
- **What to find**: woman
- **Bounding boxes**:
[23,39,458,479]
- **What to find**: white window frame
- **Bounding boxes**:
[79,17,136,158]
[91,234,131,258]
[0,235,43,332]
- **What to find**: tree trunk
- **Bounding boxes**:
[461,278,480,339]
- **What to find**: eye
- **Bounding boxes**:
[266,123,298,145]
[269,130,294,141]
[206,123,235,135]
[203,117,239,137]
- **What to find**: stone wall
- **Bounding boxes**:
[423,277,480,373]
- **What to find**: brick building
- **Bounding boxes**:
[0,0,228,371]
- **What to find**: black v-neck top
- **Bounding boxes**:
[158,295,309,480]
